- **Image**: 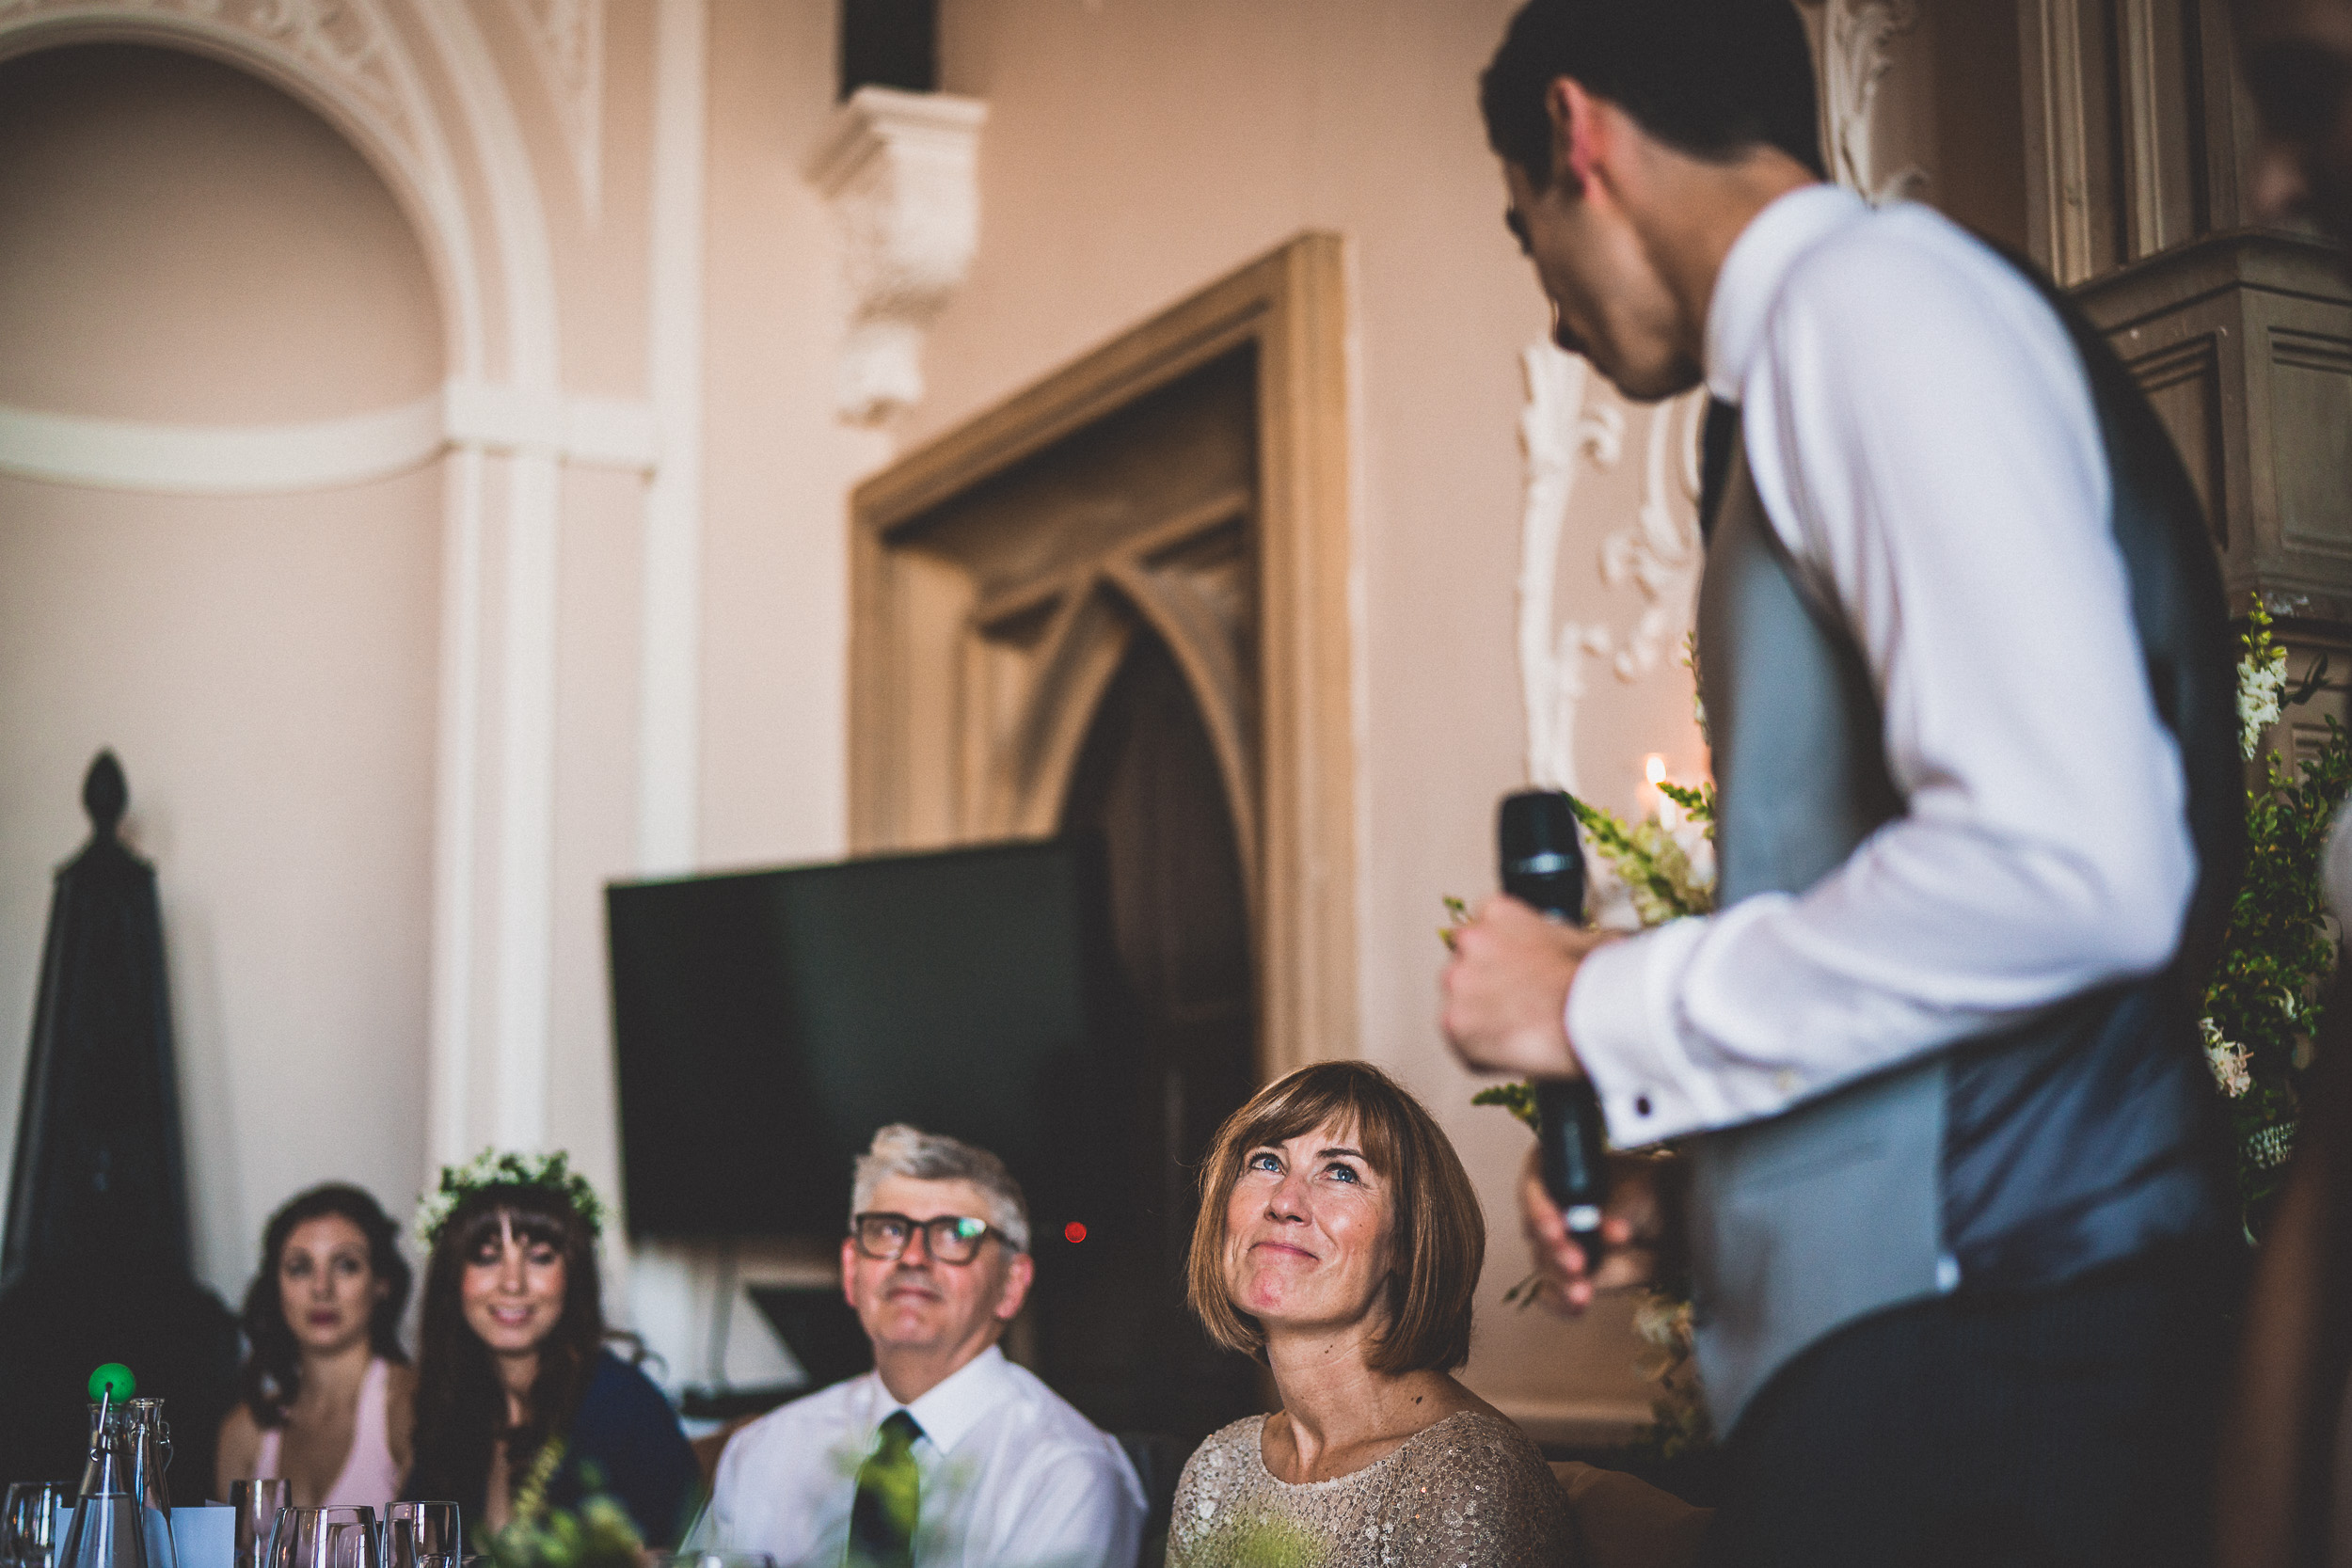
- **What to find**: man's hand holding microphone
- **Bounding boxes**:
[1441,791,1672,1315]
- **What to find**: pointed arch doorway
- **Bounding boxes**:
[849,236,1355,1434]
[1054,630,1259,1433]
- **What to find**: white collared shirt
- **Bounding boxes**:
[694,1345,1146,1568]
[1568,184,2196,1144]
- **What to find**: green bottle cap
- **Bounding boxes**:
[87,1364,134,1401]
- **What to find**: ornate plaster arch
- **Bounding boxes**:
[0,0,494,377]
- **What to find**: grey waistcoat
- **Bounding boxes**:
[1685,262,2244,1437]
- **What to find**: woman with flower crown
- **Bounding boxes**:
[404,1151,699,1546]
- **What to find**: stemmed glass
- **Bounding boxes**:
[4,1482,73,1568]
[262,1509,377,1568]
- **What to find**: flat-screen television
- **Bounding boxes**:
[605,838,1118,1242]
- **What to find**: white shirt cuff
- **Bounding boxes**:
[1566,917,1721,1146]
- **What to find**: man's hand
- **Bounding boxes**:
[1441,895,1616,1078]
[1518,1146,1673,1314]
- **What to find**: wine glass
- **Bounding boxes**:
[263,1509,376,1568]
[228,1482,289,1568]
[4,1483,72,1568]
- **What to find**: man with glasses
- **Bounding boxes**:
[694,1125,1144,1567]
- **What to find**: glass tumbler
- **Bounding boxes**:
[379,1505,458,1568]
[227,1482,289,1568]
[5,1483,73,1568]
[262,1509,375,1568]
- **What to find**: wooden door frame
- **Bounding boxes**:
[848,232,1355,1082]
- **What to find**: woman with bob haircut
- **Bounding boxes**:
[215,1183,415,1510]
[1166,1060,1575,1566]
[404,1152,698,1546]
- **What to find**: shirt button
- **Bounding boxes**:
[1633,1095,1652,1117]
[1773,1069,1800,1096]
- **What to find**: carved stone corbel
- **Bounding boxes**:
[807,86,988,426]
[1794,0,1926,203]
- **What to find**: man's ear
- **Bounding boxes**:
[994,1251,1036,1323]
[1546,76,1607,198]
[840,1236,860,1310]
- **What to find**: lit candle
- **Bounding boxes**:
[1644,753,1671,828]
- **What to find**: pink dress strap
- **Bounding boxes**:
[326,1358,404,1513]
[251,1359,404,1514]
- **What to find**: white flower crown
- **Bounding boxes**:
[414,1148,607,1249]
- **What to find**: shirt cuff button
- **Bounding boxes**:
[1633,1095,1652,1117]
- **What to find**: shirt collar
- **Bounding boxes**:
[1704,182,1866,403]
[864,1344,1016,1457]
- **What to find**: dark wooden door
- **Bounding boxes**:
[1047,630,1259,1440]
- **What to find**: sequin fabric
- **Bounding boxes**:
[1166,1409,1578,1567]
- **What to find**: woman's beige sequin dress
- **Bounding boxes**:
[1167,1408,1578,1567]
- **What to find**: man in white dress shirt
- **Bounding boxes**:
[697,1126,1144,1568]
[1444,2,2243,1563]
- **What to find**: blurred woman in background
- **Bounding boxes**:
[215,1183,415,1510]
[404,1152,697,1546]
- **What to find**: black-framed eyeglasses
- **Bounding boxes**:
[851,1212,1002,1265]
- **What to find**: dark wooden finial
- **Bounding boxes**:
[82,752,127,837]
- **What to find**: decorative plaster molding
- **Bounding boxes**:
[1801,0,1928,203]
[808,86,988,426]
[0,385,657,494]
[506,0,603,220]
[443,381,659,469]
[637,0,706,876]
[1515,341,1704,796]
[1517,345,1618,794]
[0,395,443,493]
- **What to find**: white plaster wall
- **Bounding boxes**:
[0,43,443,1302]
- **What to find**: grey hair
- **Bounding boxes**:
[850,1124,1031,1254]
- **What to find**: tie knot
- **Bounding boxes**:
[877,1409,922,1452]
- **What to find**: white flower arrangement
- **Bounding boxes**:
[2201,1018,2253,1099]
[414,1148,607,1249]
[2240,633,2288,761]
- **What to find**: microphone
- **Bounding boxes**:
[1498,789,1609,1263]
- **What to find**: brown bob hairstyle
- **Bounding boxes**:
[1186,1060,1486,1375]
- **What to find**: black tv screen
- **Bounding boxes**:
[606,838,1118,1242]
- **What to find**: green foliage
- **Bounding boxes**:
[1458,782,1718,1442]
[1470,1081,1542,1132]
[482,1444,644,1568]
[1655,780,1714,824]
[1566,796,1716,927]
[2205,600,2350,1233]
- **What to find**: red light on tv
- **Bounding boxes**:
[1064,1221,1087,1244]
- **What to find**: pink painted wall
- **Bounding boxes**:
[917,0,1659,1429]
[0,44,442,1295]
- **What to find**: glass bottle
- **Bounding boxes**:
[56,1398,148,1568]
[119,1401,173,1568]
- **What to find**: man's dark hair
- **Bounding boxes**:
[1482,0,1828,188]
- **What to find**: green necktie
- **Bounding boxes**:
[847,1408,922,1568]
